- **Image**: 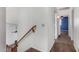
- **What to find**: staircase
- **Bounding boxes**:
[50,32,76,52]
[25,48,40,52]
[6,25,36,52]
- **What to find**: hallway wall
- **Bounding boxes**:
[74,8,79,51]
[6,23,17,45]
[0,8,6,52]
[6,7,19,45]
[17,7,55,52]
[47,8,55,51]
[6,7,55,52]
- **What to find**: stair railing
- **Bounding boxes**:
[6,25,36,52]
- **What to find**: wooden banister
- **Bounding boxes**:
[6,25,36,52]
[17,25,36,44]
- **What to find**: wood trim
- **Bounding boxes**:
[17,25,36,44]
[25,48,40,52]
[6,25,36,52]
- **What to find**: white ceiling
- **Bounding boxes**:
[6,7,19,24]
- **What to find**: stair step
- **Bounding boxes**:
[25,48,40,52]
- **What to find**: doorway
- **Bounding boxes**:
[55,8,73,39]
[60,16,68,34]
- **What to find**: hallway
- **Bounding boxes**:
[50,8,76,52]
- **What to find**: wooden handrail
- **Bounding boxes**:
[6,25,36,52]
[17,25,36,44]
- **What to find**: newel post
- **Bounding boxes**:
[15,40,18,47]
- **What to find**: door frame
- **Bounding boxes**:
[54,8,74,40]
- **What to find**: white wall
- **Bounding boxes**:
[47,8,55,51]
[68,8,74,40]
[17,8,37,51]
[32,8,55,51]
[17,7,55,52]
[6,7,19,24]
[74,8,79,51]
[0,8,6,52]
[6,23,17,45]
[6,7,18,45]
